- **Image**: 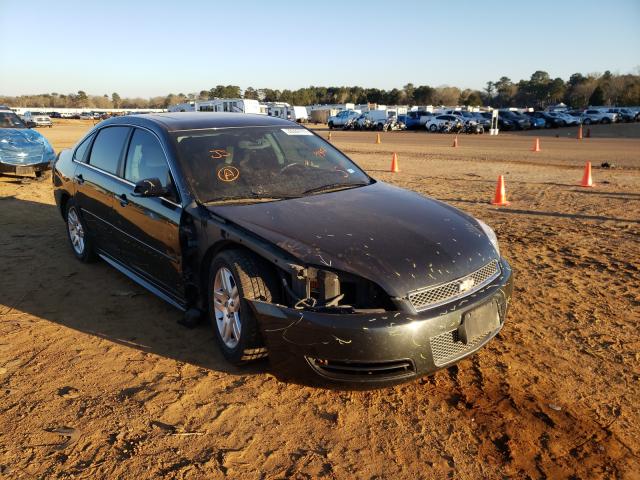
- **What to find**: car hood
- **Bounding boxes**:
[0,128,48,161]
[208,182,499,297]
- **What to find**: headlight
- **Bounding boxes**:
[476,219,500,257]
[43,142,56,162]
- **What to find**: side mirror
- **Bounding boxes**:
[132,178,168,197]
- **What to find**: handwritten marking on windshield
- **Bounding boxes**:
[313,147,326,158]
[217,166,240,182]
[209,149,230,159]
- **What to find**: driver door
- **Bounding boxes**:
[110,127,184,298]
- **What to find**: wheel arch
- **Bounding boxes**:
[198,240,285,308]
[58,191,71,220]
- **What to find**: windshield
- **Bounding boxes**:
[0,112,26,129]
[172,126,372,203]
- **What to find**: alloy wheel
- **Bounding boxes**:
[67,208,85,255]
[213,267,242,349]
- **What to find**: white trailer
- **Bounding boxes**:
[265,103,309,123]
[195,98,265,114]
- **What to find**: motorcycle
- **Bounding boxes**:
[462,121,484,134]
[382,118,406,132]
[342,117,357,130]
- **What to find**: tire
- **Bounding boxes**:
[65,199,97,263]
[208,249,278,365]
[376,123,384,131]
[583,118,591,125]
[328,121,334,129]
[429,124,437,132]
[602,118,611,124]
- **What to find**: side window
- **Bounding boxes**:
[88,127,130,174]
[72,133,94,162]
[124,129,170,185]
[124,129,177,202]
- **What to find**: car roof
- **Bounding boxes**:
[105,112,297,132]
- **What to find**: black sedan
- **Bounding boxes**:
[53,113,513,385]
[525,111,564,128]
[498,110,531,130]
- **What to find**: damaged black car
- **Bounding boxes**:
[53,113,513,385]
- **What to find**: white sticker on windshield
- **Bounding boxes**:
[281,128,313,136]
[347,168,355,173]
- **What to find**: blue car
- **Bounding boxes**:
[0,108,55,177]
[528,116,546,129]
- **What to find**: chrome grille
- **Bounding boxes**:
[408,260,500,312]
[430,328,493,366]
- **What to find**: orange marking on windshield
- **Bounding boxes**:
[313,147,326,158]
[209,149,230,159]
[217,166,240,182]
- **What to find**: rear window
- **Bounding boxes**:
[73,134,94,162]
[88,127,130,174]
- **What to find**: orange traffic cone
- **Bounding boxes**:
[452,136,458,148]
[376,133,381,144]
[328,131,332,140]
[580,162,595,187]
[390,153,400,173]
[532,137,541,152]
[577,124,583,140]
[491,175,510,206]
[586,128,591,138]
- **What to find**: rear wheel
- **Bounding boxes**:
[328,121,334,129]
[65,200,96,262]
[209,250,278,365]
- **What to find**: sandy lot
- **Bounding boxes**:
[1,120,639,479]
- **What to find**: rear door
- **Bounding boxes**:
[110,127,184,297]
[73,126,131,258]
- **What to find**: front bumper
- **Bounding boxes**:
[0,161,51,175]
[249,259,513,386]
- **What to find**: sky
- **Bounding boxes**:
[1,0,639,97]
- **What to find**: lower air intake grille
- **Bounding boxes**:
[430,329,493,366]
[307,358,415,381]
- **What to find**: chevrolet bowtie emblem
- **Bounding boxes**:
[459,278,475,293]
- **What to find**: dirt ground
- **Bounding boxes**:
[1,120,639,479]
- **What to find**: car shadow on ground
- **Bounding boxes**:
[0,194,269,377]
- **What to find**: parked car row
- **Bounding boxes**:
[419,106,640,133]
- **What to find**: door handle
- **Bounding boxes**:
[74,174,84,185]
[117,193,129,207]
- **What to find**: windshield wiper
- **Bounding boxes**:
[204,192,299,205]
[302,182,370,196]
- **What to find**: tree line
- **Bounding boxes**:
[2,70,639,110]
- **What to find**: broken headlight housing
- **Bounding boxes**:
[286,266,394,312]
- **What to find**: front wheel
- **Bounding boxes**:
[65,200,96,262]
[429,124,437,132]
[209,250,278,365]
[583,118,591,125]
[328,121,334,129]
